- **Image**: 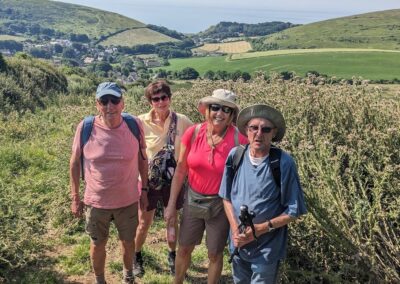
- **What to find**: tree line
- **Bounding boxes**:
[197,21,298,40]
[116,40,195,58]
[154,67,251,81]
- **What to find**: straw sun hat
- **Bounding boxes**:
[236,104,286,142]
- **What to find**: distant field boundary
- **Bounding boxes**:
[230,48,400,60]
[0,35,26,41]
[95,27,143,45]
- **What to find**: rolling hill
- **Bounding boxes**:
[0,0,178,45]
[264,9,400,50]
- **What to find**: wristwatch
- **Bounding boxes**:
[141,187,149,192]
[267,220,275,232]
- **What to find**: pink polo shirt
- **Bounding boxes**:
[71,116,146,209]
[181,123,248,195]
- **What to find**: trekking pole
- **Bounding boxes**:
[228,205,257,263]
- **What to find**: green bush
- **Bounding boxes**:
[0,55,68,115]
[0,53,6,72]
[0,76,398,282]
[169,78,399,282]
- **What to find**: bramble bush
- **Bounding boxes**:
[165,77,399,282]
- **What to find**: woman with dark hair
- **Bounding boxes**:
[133,80,192,276]
[165,89,248,284]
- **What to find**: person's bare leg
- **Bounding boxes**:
[121,239,135,271]
[90,239,108,282]
[207,252,224,284]
[174,245,195,284]
[165,209,179,251]
[134,208,156,252]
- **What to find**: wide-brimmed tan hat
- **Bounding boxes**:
[237,104,286,142]
[198,89,239,121]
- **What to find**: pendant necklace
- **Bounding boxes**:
[207,126,229,165]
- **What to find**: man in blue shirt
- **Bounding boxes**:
[219,104,307,283]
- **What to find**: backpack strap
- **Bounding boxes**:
[269,145,282,188]
[80,115,95,180]
[121,112,145,160]
[230,144,281,188]
[233,126,239,146]
[232,144,247,177]
[167,112,178,146]
[190,123,202,145]
[79,114,144,180]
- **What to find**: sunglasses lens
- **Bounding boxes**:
[210,104,232,113]
[100,98,108,106]
[248,126,258,132]
[221,106,232,113]
[210,104,221,112]
[151,95,168,102]
[99,97,121,105]
[248,125,274,133]
[110,98,121,105]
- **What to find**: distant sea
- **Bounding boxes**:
[54,1,376,33]
[127,5,349,33]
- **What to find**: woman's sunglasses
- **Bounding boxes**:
[247,125,276,134]
[151,95,169,103]
[209,104,233,114]
[98,97,121,106]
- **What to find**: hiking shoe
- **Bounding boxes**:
[133,251,145,277]
[168,251,176,275]
[122,275,134,284]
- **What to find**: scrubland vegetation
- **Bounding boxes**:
[0,55,399,283]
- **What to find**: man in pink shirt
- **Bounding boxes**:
[69,82,148,284]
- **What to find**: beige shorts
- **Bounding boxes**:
[178,191,229,254]
[85,202,138,244]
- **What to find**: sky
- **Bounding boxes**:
[53,0,400,33]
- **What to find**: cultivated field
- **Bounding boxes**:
[230,48,400,60]
[193,40,252,54]
[99,28,180,46]
[160,50,400,80]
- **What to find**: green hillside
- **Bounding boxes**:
[264,9,400,50]
[0,0,176,44]
[99,27,180,47]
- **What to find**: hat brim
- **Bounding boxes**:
[237,104,286,142]
[96,89,122,99]
[198,96,239,115]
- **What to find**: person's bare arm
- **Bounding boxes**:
[164,143,189,223]
[138,148,149,210]
[69,151,83,218]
